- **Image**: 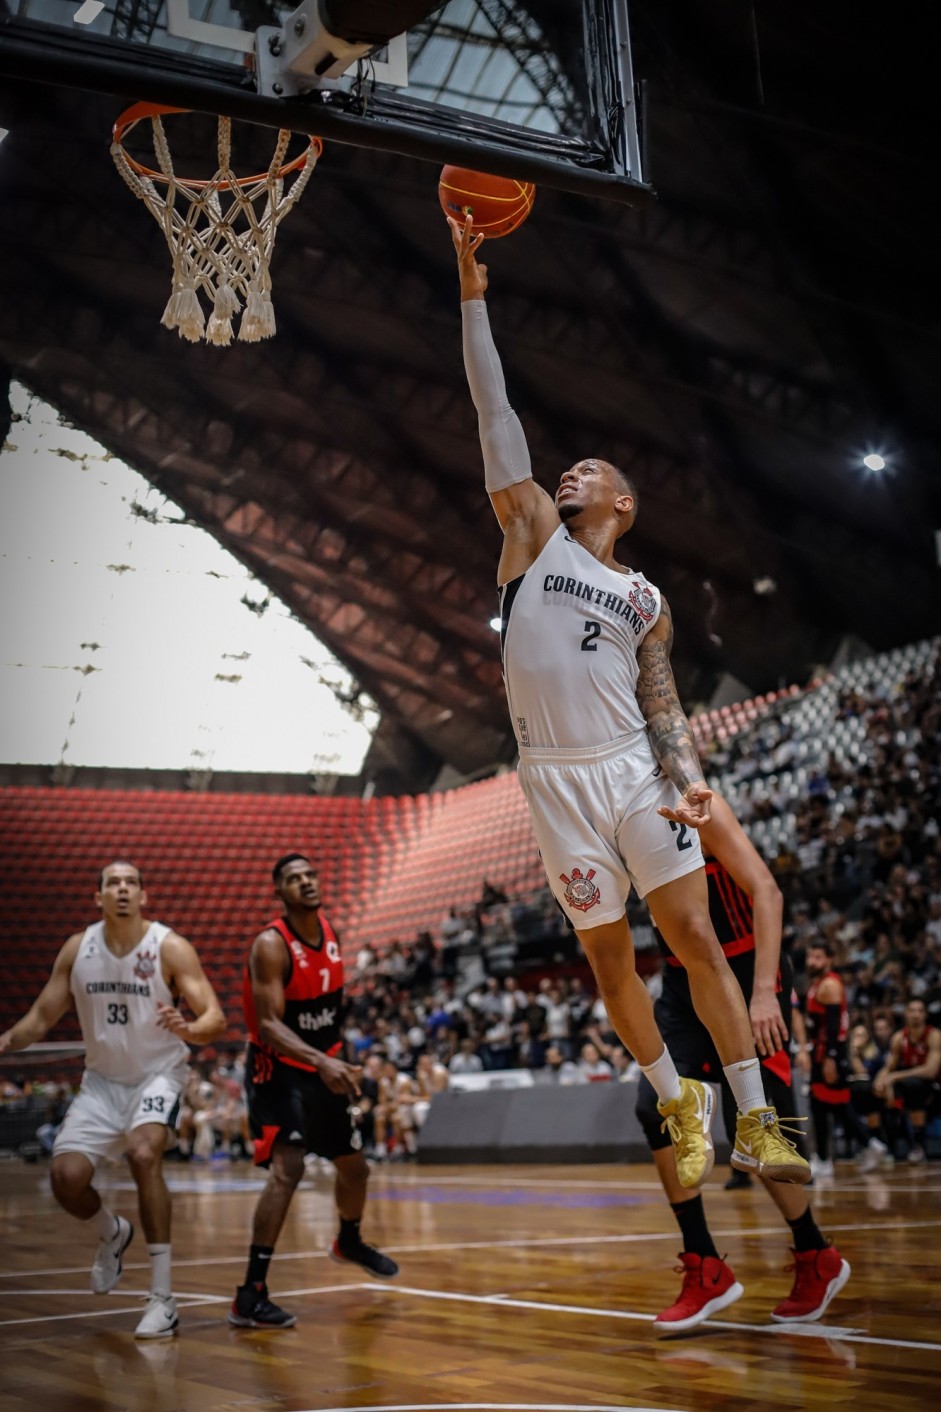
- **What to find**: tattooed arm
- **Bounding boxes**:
[635,595,713,828]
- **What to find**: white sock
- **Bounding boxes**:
[90,1204,118,1240]
[640,1047,682,1105]
[148,1243,172,1298]
[723,1057,768,1116]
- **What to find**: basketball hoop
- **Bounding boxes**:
[111,103,322,345]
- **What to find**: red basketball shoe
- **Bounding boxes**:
[770,1246,851,1323]
[653,1253,744,1333]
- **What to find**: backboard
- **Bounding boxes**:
[0,1,652,204]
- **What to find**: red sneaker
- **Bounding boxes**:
[770,1246,851,1323]
[653,1253,744,1333]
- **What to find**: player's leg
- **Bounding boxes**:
[231,1052,306,1329]
[619,785,809,1186]
[896,1078,931,1162]
[124,1072,186,1340]
[51,1073,135,1295]
[577,914,715,1187]
[746,1063,850,1322]
[635,1007,743,1333]
[324,1086,399,1279]
[647,873,808,1184]
[124,1122,178,1338]
[231,1137,304,1329]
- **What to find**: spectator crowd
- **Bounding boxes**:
[3,644,938,1164]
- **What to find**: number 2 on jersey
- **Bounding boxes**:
[581,620,601,651]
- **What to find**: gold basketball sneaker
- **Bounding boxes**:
[658,1078,715,1188]
[732,1107,810,1184]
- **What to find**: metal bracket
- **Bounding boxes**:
[255,4,409,98]
[165,0,408,95]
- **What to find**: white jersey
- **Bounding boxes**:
[70,921,189,1085]
[500,525,661,750]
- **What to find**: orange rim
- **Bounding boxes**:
[112,102,322,189]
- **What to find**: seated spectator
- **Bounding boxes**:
[578,1041,613,1082]
[541,1043,583,1085]
[449,1037,483,1075]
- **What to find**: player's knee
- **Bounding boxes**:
[125,1139,163,1178]
[673,926,726,976]
[50,1157,89,1204]
[636,1077,671,1151]
[270,1144,305,1190]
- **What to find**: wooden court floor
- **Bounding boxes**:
[0,1157,939,1412]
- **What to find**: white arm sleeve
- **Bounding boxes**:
[461,298,532,493]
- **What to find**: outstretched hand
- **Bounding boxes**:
[657,782,713,829]
[449,215,488,299]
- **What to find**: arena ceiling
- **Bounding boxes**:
[1,0,938,793]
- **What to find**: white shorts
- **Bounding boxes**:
[517,737,704,926]
[53,1067,188,1168]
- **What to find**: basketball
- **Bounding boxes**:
[438,165,535,238]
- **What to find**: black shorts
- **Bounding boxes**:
[810,1053,851,1105]
[246,1045,361,1166]
[656,970,793,1091]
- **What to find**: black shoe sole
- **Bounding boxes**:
[329,1247,399,1280]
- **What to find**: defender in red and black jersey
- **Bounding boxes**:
[803,940,879,1171]
[231,854,398,1330]
[636,794,849,1331]
[874,997,941,1161]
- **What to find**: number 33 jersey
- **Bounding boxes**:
[499,525,662,750]
[70,921,189,1083]
[243,916,345,1073]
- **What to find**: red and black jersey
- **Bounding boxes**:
[898,1025,935,1070]
[658,858,757,971]
[243,915,345,1073]
[805,971,848,1063]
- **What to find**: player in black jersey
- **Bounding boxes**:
[635,795,850,1330]
[230,854,398,1330]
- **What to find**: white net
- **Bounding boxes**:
[111,110,322,345]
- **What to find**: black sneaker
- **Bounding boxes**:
[228,1282,297,1329]
[724,1169,754,1191]
[329,1236,399,1280]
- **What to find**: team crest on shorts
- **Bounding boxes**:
[133,948,157,981]
[629,582,657,620]
[560,867,601,913]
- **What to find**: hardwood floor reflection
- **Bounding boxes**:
[0,1158,939,1411]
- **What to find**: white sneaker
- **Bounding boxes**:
[90,1216,134,1295]
[810,1156,834,1180]
[134,1293,179,1340]
[858,1138,888,1173]
[908,1146,927,1165]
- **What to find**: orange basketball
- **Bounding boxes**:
[438,165,535,238]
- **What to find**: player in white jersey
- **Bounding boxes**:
[450,216,809,1189]
[0,860,225,1338]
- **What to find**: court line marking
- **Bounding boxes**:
[294,1405,678,1411]
[0,1282,358,1329]
[358,1282,941,1356]
[4,1275,941,1357]
[4,1215,940,1284]
[292,1405,679,1411]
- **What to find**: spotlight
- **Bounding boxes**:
[489,616,502,632]
[862,452,886,472]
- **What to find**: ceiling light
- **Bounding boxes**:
[862,452,886,472]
